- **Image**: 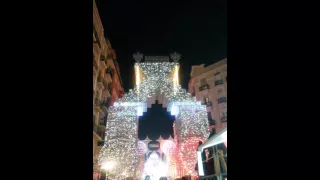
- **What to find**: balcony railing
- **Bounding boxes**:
[209,118,216,126]
[99,100,109,109]
[97,140,104,146]
[199,84,210,92]
[217,97,227,104]
[95,98,100,106]
[104,73,112,84]
[97,125,105,138]
[221,116,227,123]
[215,80,224,86]
[99,119,105,126]
[97,76,103,83]
[106,67,114,75]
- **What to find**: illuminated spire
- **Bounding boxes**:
[145,136,151,142]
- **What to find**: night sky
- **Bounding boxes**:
[138,101,175,140]
[95,0,227,138]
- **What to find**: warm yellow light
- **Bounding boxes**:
[102,161,115,170]
[173,65,179,94]
[135,64,140,95]
[173,65,179,85]
[135,65,140,86]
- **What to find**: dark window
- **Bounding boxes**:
[200,78,208,86]
[215,79,224,86]
[218,97,227,104]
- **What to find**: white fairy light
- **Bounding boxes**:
[98,62,209,179]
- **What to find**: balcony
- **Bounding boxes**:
[221,115,227,123]
[93,124,101,140]
[99,118,106,126]
[93,43,101,65]
[94,97,100,106]
[102,89,111,100]
[99,61,107,70]
[106,67,114,77]
[97,140,104,146]
[209,118,216,126]
[96,77,104,90]
[104,73,112,83]
[215,80,224,86]
[97,125,105,138]
[217,97,227,104]
[99,98,110,108]
[199,84,210,92]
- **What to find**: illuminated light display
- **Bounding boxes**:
[170,103,179,116]
[98,61,210,179]
[161,140,176,155]
[144,151,168,180]
[180,138,205,174]
[138,141,147,155]
[137,106,144,116]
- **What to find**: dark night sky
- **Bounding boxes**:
[96,0,227,91]
[95,0,226,138]
[138,101,175,140]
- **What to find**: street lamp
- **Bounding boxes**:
[101,161,115,180]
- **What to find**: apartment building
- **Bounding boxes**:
[188,59,227,133]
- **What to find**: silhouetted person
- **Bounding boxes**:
[204,148,214,175]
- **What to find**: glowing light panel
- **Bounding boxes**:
[137,106,143,116]
[138,141,147,155]
[161,140,176,155]
[170,104,179,116]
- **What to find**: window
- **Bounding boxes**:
[200,78,208,86]
[220,111,227,123]
[217,89,223,98]
[214,72,221,80]
[204,97,209,103]
[217,89,227,104]
[214,72,223,86]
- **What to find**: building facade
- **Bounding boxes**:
[93,0,124,179]
[188,59,227,133]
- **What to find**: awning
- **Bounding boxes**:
[198,126,227,151]
[197,126,227,176]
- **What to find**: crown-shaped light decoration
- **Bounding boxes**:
[170,52,181,62]
[133,52,143,62]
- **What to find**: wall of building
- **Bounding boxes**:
[188,59,227,133]
[93,0,124,179]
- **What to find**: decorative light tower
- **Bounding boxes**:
[170,52,181,94]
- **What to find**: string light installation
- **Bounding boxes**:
[138,141,147,155]
[98,53,210,179]
[161,140,176,155]
[180,138,205,174]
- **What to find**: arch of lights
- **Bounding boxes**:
[98,53,210,179]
